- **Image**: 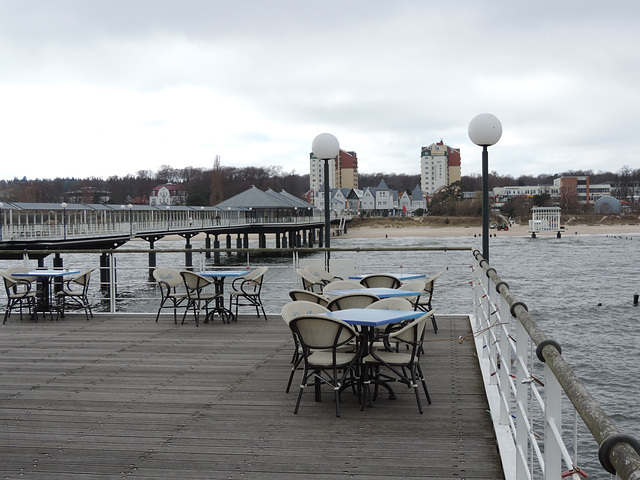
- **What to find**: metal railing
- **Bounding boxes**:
[471,249,640,480]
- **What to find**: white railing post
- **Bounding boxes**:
[109,252,117,314]
[515,319,531,480]
[544,362,563,478]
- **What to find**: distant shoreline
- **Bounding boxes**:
[338,223,640,239]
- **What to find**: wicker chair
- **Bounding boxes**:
[228,267,268,319]
[1,268,38,323]
[361,311,435,413]
[56,268,95,320]
[289,314,361,417]
[152,268,188,323]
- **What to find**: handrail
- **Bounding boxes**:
[472,248,640,480]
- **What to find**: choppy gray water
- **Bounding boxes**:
[2,231,638,477]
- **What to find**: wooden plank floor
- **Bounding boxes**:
[0,312,504,479]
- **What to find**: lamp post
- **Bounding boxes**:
[61,202,68,240]
[468,113,502,262]
[312,133,340,263]
[128,204,133,236]
[0,202,3,242]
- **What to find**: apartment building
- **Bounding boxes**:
[420,141,461,197]
[309,149,358,194]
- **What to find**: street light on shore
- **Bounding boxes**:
[0,202,3,242]
[61,202,68,240]
[312,133,340,265]
[468,113,502,262]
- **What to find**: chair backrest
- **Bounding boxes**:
[365,297,413,311]
[281,300,329,324]
[398,280,425,293]
[304,265,340,283]
[288,289,328,306]
[423,271,443,294]
[0,271,20,290]
[244,267,268,285]
[3,266,37,283]
[71,269,94,289]
[323,280,364,293]
[153,268,183,289]
[326,292,380,311]
[289,314,357,351]
[180,271,213,292]
[359,274,401,289]
[389,311,435,354]
[296,268,323,291]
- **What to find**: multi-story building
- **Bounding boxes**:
[553,176,611,204]
[149,183,186,206]
[420,141,461,197]
[309,149,358,195]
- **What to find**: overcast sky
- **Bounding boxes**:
[1,1,638,181]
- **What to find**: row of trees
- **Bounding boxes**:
[1,161,638,214]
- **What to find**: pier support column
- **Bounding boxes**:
[319,226,324,247]
[259,233,266,249]
[100,253,111,294]
[275,233,281,249]
[53,253,64,294]
[226,234,232,257]
[282,234,288,249]
[184,234,193,270]
[205,234,211,259]
[213,235,220,264]
[243,233,249,249]
[147,237,159,279]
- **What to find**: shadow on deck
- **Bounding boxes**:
[0,312,503,479]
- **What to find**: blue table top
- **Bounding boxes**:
[13,270,81,277]
[323,287,420,298]
[324,308,423,327]
[349,273,426,281]
[199,270,247,277]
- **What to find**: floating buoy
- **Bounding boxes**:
[634,293,639,306]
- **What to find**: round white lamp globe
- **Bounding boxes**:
[312,133,340,160]
[468,113,502,147]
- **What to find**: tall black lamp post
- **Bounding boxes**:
[0,202,3,242]
[312,133,340,264]
[468,113,502,262]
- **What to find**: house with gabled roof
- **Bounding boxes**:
[214,185,316,223]
[150,184,186,206]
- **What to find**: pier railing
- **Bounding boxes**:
[472,249,640,480]
[1,245,639,479]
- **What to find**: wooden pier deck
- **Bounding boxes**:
[0,312,503,479]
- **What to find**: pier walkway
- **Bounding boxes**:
[0,313,503,479]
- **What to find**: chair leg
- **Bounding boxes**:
[416,363,431,404]
[293,367,309,414]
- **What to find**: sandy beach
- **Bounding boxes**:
[339,222,640,239]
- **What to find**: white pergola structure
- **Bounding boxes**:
[528,206,561,232]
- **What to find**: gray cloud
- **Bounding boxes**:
[1,0,639,179]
